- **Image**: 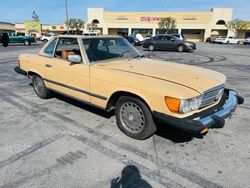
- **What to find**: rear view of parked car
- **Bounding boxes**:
[243,37,250,45]
[126,35,142,46]
[143,34,196,52]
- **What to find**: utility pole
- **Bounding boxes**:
[65,0,69,34]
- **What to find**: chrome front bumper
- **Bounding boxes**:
[154,89,244,134]
[198,90,243,128]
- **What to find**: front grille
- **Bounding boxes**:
[200,84,225,108]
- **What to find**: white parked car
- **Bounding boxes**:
[83,32,100,36]
[170,33,186,41]
[40,34,52,43]
[243,37,250,45]
[214,36,241,44]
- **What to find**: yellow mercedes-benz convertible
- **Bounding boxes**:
[15,35,244,140]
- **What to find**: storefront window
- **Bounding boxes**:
[131,29,152,37]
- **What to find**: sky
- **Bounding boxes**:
[0,0,249,24]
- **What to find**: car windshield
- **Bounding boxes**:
[82,37,142,63]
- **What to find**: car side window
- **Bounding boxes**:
[54,38,81,61]
[44,38,57,56]
[164,36,171,41]
[154,36,163,40]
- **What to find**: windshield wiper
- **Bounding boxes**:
[128,55,145,61]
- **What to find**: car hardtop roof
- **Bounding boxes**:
[55,35,122,39]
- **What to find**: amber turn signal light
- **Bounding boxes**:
[165,97,181,113]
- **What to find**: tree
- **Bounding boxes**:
[86,23,98,31]
[158,17,176,34]
[32,11,39,21]
[226,19,250,38]
[65,18,85,34]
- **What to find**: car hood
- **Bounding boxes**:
[96,58,226,94]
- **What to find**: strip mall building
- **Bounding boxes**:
[87,8,250,41]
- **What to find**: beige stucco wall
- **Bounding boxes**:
[0,22,15,32]
[87,8,236,41]
[14,23,67,36]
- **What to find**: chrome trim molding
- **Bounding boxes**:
[43,78,107,100]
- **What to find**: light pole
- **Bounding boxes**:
[65,0,69,34]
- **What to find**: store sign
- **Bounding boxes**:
[24,20,41,34]
[116,16,128,21]
[183,16,197,20]
[140,16,164,22]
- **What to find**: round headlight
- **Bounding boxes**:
[190,96,202,111]
[180,100,191,114]
[180,96,202,114]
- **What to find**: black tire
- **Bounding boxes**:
[43,39,48,43]
[226,41,229,44]
[148,44,155,51]
[32,74,51,99]
[237,41,240,45]
[177,45,185,52]
[131,42,135,46]
[24,40,29,46]
[115,96,156,140]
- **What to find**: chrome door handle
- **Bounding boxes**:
[46,64,52,67]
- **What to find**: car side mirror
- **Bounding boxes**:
[68,54,82,64]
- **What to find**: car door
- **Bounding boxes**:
[45,37,90,102]
[162,36,174,50]
[153,36,164,49]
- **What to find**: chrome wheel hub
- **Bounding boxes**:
[119,102,145,134]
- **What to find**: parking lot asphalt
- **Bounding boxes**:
[0,42,249,188]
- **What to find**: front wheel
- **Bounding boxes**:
[32,75,51,99]
[115,96,156,140]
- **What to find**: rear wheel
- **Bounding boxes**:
[32,74,51,99]
[148,44,155,51]
[43,39,48,43]
[115,96,156,140]
[24,40,29,46]
[177,45,185,52]
[237,41,240,45]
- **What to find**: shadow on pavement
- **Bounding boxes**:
[155,121,204,143]
[110,165,152,188]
